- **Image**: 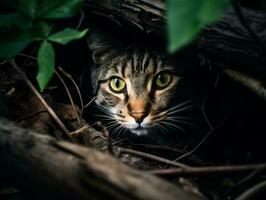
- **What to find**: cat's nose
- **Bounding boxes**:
[130,112,146,124]
[128,99,149,124]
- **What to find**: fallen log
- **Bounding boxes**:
[0,117,202,200]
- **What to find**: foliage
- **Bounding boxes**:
[167,0,231,53]
[0,0,233,90]
[0,0,88,91]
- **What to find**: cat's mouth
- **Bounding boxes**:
[130,127,148,136]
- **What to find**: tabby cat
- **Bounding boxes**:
[87,29,205,145]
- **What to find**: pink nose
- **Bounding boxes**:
[130,112,145,124]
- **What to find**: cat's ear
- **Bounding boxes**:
[87,27,118,64]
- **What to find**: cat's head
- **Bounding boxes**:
[87,29,202,138]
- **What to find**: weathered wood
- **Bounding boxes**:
[85,0,266,77]
[0,117,202,200]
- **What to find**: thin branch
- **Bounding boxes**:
[76,10,86,30]
[15,110,47,122]
[54,70,81,123]
[131,144,205,165]
[82,96,97,116]
[175,96,213,162]
[16,54,84,122]
[9,60,73,141]
[70,125,90,135]
[148,163,266,177]
[235,181,266,200]
[58,67,84,112]
[118,147,190,169]
[224,69,266,100]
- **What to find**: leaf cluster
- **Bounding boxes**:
[0,0,88,91]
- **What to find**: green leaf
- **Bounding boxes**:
[0,28,32,60]
[5,0,84,19]
[38,0,85,19]
[30,21,53,39]
[0,13,30,29]
[6,0,38,19]
[167,0,230,53]
[0,41,30,60]
[48,28,88,45]
[37,40,55,91]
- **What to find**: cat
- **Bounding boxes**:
[87,29,207,146]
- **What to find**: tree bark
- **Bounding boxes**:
[0,117,202,200]
[85,0,266,78]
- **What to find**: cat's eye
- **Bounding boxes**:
[154,72,172,89]
[109,77,126,93]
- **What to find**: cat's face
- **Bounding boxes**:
[88,30,199,138]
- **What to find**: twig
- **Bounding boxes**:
[82,96,97,116]
[16,54,84,122]
[223,69,266,100]
[174,94,214,162]
[224,164,266,198]
[148,163,266,177]
[58,67,84,112]
[69,125,90,135]
[235,164,266,187]
[76,10,86,30]
[133,144,205,165]
[235,181,266,200]
[9,60,73,141]
[118,147,190,169]
[18,53,36,60]
[15,110,47,122]
[54,70,81,123]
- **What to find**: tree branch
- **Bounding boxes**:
[0,117,203,200]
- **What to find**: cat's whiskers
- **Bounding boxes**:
[105,121,120,131]
[166,99,194,112]
[160,121,185,132]
[117,126,127,139]
[154,123,168,136]
[95,104,115,116]
[165,117,197,128]
[166,104,196,116]
[112,124,125,138]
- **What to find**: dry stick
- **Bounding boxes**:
[148,163,266,177]
[16,110,47,122]
[70,125,90,136]
[118,147,190,169]
[54,70,81,123]
[175,93,214,162]
[82,96,97,115]
[224,164,266,198]
[223,69,266,100]
[17,54,84,123]
[235,181,266,200]
[9,60,73,141]
[133,144,205,165]
[76,10,86,30]
[58,67,84,111]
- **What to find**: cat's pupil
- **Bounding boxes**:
[114,78,120,87]
[158,75,165,83]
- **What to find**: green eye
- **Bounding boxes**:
[155,73,172,89]
[109,77,126,92]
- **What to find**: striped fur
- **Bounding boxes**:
[87,30,198,139]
